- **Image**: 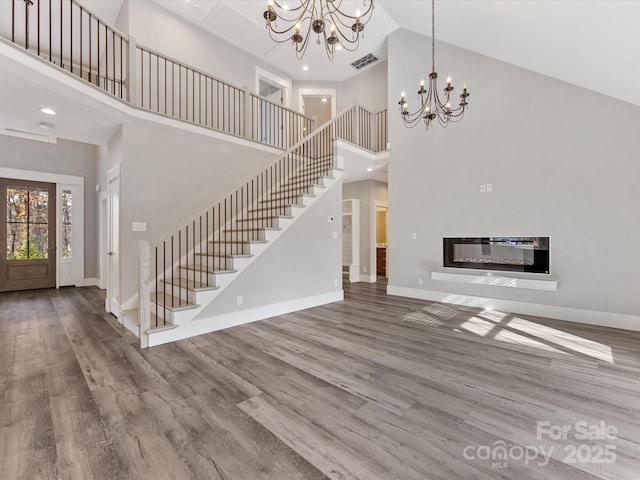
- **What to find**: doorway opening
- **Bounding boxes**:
[298,88,336,130]
[374,204,388,279]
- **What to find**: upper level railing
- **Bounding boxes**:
[2,0,128,99]
[0,0,386,153]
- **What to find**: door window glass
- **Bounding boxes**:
[6,185,49,260]
[62,190,72,258]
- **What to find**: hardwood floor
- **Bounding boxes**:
[1,282,639,479]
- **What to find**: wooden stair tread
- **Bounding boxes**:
[248,205,303,212]
[224,227,281,232]
[194,252,253,258]
[208,240,268,244]
[160,278,220,292]
[121,308,140,326]
[178,265,237,274]
[150,293,199,312]
[123,308,169,331]
[235,215,294,221]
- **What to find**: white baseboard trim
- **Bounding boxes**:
[387,285,640,332]
[121,313,140,338]
[148,290,344,347]
[357,274,377,283]
[83,278,100,287]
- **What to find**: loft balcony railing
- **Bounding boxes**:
[0,0,388,152]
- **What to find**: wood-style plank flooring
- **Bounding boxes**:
[1,282,639,479]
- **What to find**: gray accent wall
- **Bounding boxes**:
[387,29,640,319]
[0,135,99,279]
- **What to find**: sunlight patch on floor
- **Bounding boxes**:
[507,317,615,364]
[401,311,444,327]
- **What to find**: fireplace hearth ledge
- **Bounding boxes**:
[431,271,558,291]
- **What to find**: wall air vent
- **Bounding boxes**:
[351,53,378,70]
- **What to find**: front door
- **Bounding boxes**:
[0,178,56,292]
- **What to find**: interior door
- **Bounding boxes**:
[0,178,56,292]
[107,172,120,316]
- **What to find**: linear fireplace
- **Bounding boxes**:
[443,237,550,274]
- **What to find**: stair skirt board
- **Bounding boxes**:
[147,290,344,347]
[143,167,344,341]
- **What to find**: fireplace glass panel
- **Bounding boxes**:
[443,237,549,274]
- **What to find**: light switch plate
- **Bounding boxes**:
[132,222,147,232]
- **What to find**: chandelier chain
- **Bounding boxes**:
[432,0,435,72]
[398,0,470,130]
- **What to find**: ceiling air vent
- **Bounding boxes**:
[351,53,378,70]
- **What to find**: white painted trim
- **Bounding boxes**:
[0,167,84,186]
[298,88,337,118]
[84,278,100,287]
[358,274,378,283]
[334,139,391,160]
[122,314,139,337]
[255,66,292,107]
[0,128,57,144]
[148,290,344,347]
[431,271,558,291]
[387,285,640,332]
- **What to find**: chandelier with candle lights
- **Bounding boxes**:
[399,0,469,129]
[262,0,374,60]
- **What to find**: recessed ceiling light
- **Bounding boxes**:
[193,2,199,7]
[39,122,55,129]
[41,108,56,115]
[336,44,342,51]
[366,168,373,172]
[302,65,309,71]
[322,98,327,103]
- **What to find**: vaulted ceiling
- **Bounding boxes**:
[149,0,640,107]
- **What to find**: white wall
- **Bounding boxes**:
[339,61,388,112]
[128,1,291,94]
[0,135,99,279]
[197,181,343,318]
[387,29,640,323]
[293,61,388,114]
[343,179,387,281]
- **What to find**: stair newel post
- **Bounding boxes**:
[127,35,137,106]
[138,241,151,348]
[243,87,251,141]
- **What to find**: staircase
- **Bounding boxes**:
[0,0,389,348]
[124,109,359,347]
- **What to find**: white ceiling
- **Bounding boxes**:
[151,0,640,107]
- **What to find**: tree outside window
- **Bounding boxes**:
[6,185,50,260]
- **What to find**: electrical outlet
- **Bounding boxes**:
[486,183,493,192]
[364,266,367,273]
[411,232,417,240]
[418,278,424,286]
[236,295,243,306]
[334,279,339,288]
[332,231,338,240]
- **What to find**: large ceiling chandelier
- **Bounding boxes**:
[262,0,374,60]
[399,0,469,129]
